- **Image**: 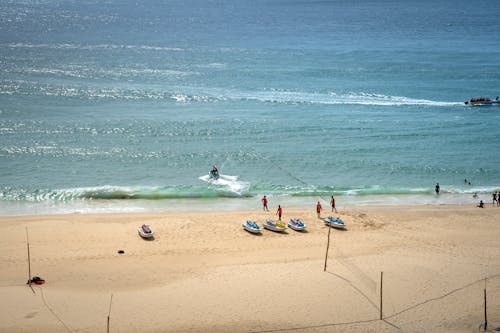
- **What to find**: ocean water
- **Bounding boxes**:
[1,0,500,215]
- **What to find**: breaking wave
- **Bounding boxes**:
[1,184,496,202]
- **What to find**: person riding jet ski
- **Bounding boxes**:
[209,165,219,180]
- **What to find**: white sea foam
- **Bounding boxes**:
[161,88,463,107]
[233,90,462,106]
[4,43,184,52]
[198,174,250,196]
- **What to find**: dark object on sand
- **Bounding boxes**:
[27,276,45,285]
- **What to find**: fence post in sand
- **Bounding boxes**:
[107,293,113,333]
[26,227,31,286]
[379,271,383,320]
[484,278,487,331]
[323,225,332,272]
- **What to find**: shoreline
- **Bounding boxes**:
[0,201,492,218]
[0,191,490,216]
[1,205,499,332]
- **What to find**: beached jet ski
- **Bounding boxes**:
[324,216,346,229]
[263,219,287,232]
[138,224,154,239]
[243,220,261,234]
[288,218,307,231]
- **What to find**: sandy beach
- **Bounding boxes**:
[1,204,499,333]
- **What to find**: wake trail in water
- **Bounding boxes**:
[172,89,464,107]
[198,174,250,196]
[2,77,464,107]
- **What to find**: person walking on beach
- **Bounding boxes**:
[330,196,337,213]
[276,205,282,221]
[435,183,440,194]
[261,195,269,211]
[493,192,497,206]
[316,201,322,218]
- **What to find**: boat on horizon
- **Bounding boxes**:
[464,96,500,106]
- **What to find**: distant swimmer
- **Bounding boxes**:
[473,192,478,198]
[435,183,440,194]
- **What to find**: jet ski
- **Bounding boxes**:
[263,219,287,232]
[138,224,154,239]
[243,220,261,234]
[288,218,307,231]
[324,216,346,229]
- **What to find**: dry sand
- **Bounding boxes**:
[1,204,499,332]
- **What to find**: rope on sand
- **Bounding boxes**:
[36,286,74,333]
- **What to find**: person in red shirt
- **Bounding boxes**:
[316,201,322,218]
[276,205,282,221]
[262,195,269,211]
[330,196,337,213]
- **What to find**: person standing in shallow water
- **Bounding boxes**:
[435,183,440,194]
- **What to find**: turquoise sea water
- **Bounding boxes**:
[1,0,500,214]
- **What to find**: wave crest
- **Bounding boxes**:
[2,184,497,202]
